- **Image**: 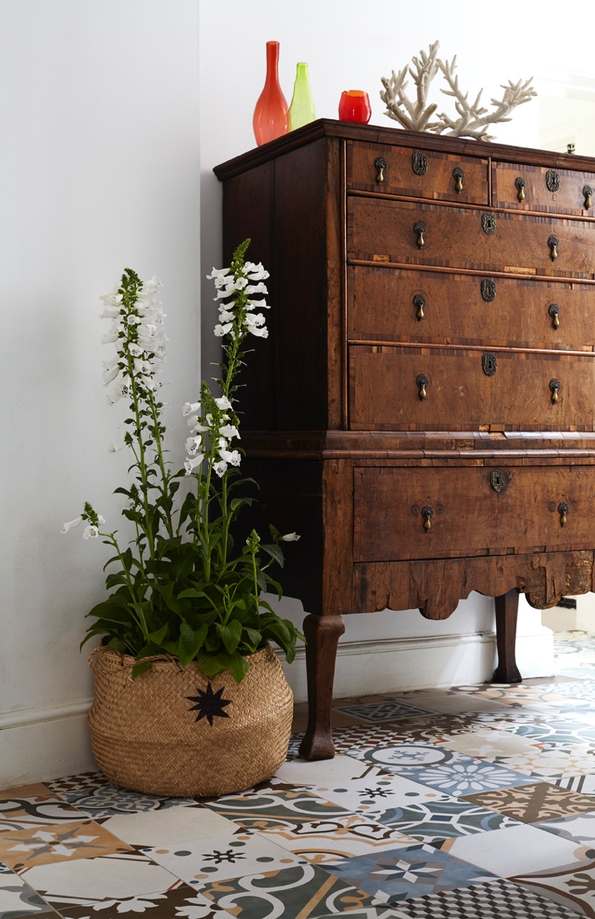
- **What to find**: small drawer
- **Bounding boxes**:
[353,465,595,562]
[349,344,595,431]
[347,141,489,205]
[348,197,595,278]
[348,266,595,351]
[493,161,595,216]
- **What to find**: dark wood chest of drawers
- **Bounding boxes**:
[215,119,595,759]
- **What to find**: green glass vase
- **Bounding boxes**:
[289,62,316,131]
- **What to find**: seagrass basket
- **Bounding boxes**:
[88,646,293,796]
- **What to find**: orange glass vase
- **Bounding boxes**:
[252,41,289,146]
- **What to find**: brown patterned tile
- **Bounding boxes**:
[0,820,131,870]
[464,782,595,824]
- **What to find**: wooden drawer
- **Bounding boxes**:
[348,266,595,351]
[493,161,595,216]
[348,197,595,278]
[349,344,595,431]
[347,141,488,205]
[354,465,595,562]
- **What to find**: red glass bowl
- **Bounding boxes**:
[338,90,371,124]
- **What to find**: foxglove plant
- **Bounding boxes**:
[63,240,300,680]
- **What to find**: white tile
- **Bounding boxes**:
[310,775,448,819]
[445,823,584,877]
[22,852,176,899]
[102,804,232,847]
[273,755,384,788]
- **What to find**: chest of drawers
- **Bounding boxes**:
[215,120,595,759]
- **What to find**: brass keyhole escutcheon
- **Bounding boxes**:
[416,373,429,400]
[413,294,426,321]
[548,235,559,261]
[411,151,428,175]
[421,506,433,532]
[558,501,569,527]
[413,221,426,249]
[481,213,497,235]
[515,176,526,202]
[374,156,387,183]
[453,167,464,194]
[480,278,497,302]
[548,303,560,329]
[482,352,497,377]
[546,169,560,193]
[490,470,511,494]
[550,378,561,404]
[584,184,593,210]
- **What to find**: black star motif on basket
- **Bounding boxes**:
[187,682,232,726]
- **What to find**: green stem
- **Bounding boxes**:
[127,356,155,558]
[147,390,174,539]
[101,531,149,640]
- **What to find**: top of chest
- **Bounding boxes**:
[215,119,595,219]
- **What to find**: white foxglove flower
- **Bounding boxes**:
[233,277,248,290]
[245,282,268,295]
[215,396,232,411]
[249,326,269,339]
[218,436,228,450]
[246,312,266,328]
[126,314,141,326]
[215,288,235,301]
[182,401,201,416]
[101,329,120,344]
[246,298,270,310]
[220,424,239,440]
[187,418,209,433]
[281,532,301,542]
[220,449,241,467]
[185,435,203,456]
[207,266,231,279]
[184,453,205,475]
[128,343,143,357]
[61,516,82,534]
[100,306,121,319]
[214,322,233,337]
[102,364,120,385]
[218,309,234,323]
[213,460,228,477]
[83,525,100,539]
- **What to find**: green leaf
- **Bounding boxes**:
[196,651,249,683]
[261,544,284,568]
[148,624,168,646]
[131,661,152,679]
[218,619,242,655]
[177,621,208,666]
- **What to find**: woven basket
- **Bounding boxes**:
[89,646,293,797]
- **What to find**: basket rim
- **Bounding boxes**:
[89,644,275,676]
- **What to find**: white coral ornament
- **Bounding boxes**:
[380,41,536,141]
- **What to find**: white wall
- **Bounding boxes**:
[0,0,200,784]
[199,0,595,688]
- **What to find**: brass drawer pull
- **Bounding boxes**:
[549,378,561,404]
[548,235,559,261]
[546,169,560,193]
[413,293,426,321]
[558,501,569,527]
[416,373,429,400]
[480,278,497,302]
[374,156,387,183]
[548,303,560,329]
[584,184,593,209]
[453,167,464,194]
[515,176,526,202]
[421,505,433,532]
[414,221,426,249]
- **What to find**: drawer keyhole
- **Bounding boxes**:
[421,506,433,532]
[558,501,569,527]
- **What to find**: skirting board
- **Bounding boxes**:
[0,626,553,787]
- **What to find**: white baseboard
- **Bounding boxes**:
[0,626,554,787]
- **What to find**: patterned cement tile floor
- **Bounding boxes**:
[3,642,595,917]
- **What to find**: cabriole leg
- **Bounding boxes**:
[492,588,522,684]
[298,613,345,760]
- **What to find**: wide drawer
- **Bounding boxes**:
[349,344,595,431]
[348,266,595,351]
[354,465,595,562]
[347,141,488,205]
[348,197,595,278]
[493,161,595,216]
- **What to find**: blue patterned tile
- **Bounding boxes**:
[379,798,520,843]
[327,842,494,904]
